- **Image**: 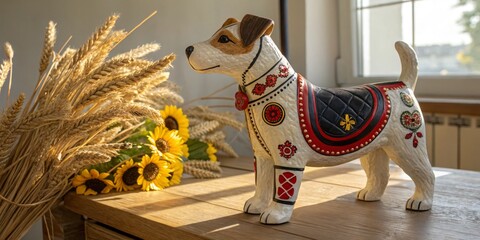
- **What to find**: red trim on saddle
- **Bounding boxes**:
[297,75,406,156]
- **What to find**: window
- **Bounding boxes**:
[337,0,480,98]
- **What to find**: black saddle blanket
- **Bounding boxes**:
[296,75,406,155]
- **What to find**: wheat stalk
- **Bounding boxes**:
[74,54,175,108]
[200,131,225,143]
[65,109,127,137]
[186,106,243,130]
[0,60,11,94]
[124,102,164,125]
[183,161,222,179]
[4,42,14,106]
[0,94,24,134]
[184,160,222,172]
[39,21,56,76]
[74,142,132,157]
[86,57,136,84]
[15,107,66,132]
[89,126,123,144]
[71,15,118,66]
[0,13,178,239]
[132,72,170,97]
[113,42,160,59]
[139,88,184,107]
[189,120,221,139]
[213,141,239,158]
[3,42,13,59]
[84,30,128,75]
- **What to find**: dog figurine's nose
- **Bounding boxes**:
[185,46,194,58]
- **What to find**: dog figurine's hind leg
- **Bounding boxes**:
[186,14,435,224]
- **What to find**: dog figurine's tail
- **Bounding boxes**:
[395,41,418,91]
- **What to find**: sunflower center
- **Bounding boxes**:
[155,139,169,153]
[143,163,159,181]
[85,179,107,193]
[165,117,179,130]
[122,166,140,186]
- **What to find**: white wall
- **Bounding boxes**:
[0,0,281,107]
[288,0,339,87]
[0,1,339,237]
[305,0,338,87]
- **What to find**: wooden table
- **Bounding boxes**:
[63,157,480,240]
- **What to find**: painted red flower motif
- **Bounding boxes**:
[405,131,423,148]
[263,103,285,125]
[401,111,422,131]
[278,64,289,77]
[252,83,267,96]
[265,74,278,87]
[278,140,297,160]
[401,111,423,148]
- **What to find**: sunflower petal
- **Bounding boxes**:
[76,185,87,194]
[142,181,150,191]
[99,172,110,179]
[137,175,144,185]
[103,179,115,187]
[90,169,100,178]
[81,169,91,178]
[84,188,98,196]
[72,176,86,187]
[102,185,114,194]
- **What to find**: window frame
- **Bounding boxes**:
[337,0,480,98]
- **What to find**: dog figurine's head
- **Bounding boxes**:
[186,15,282,83]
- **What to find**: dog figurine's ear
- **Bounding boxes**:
[222,18,239,28]
[240,14,274,46]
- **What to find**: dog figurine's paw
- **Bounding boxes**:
[356,188,383,201]
[243,197,269,215]
[406,197,432,211]
[259,202,293,225]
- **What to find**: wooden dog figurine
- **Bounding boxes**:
[186,14,435,224]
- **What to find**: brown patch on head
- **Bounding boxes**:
[240,14,274,46]
[210,29,254,55]
[222,18,239,28]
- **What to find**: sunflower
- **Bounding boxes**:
[114,159,141,192]
[72,169,114,196]
[160,105,189,141]
[207,143,217,162]
[147,125,185,162]
[168,160,183,186]
[137,154,171,191]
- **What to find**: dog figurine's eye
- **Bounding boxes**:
[218,35,232,43]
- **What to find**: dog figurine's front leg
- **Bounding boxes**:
[243,155,274,214]
[243,112,275,214]
[259,162,304,225]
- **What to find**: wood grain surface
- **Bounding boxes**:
[64,158,480,240]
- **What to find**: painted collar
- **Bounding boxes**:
[235,59,296,110]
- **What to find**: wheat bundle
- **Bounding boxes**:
[0,13,177,239]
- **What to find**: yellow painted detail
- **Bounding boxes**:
[340,114,356,131]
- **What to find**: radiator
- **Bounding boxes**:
[424,114,480,171]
